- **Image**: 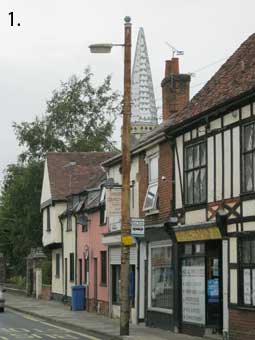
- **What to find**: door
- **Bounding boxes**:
[64,258,67,297]
[94,258,98,306]
[206,241,222,330]
[79,259,82,285]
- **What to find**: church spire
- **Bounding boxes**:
[131,28,158,139]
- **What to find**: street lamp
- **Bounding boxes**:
[89,16,132,336]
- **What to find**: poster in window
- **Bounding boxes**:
[252,269,255,306]
[244,269,251,305]
[182,259,205,325]
[208,279,219,303]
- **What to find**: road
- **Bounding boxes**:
[0,309,105,340]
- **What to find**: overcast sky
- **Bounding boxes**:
[0,0,254,180]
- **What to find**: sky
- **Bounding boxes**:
[0,0,254,180]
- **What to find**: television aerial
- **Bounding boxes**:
[165,42,184,58]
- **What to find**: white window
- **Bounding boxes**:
[143,155,158,212]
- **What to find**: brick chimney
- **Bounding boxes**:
[161,58,191,121]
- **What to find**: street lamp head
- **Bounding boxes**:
[124,16,131,23]
[89,43,113,54]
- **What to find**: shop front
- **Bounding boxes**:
[173,223,227,338]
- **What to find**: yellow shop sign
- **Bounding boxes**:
[175,226,222,242]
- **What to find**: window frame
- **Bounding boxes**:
[148,241,173,314]
[100,251,107,286]
[69,253,74,282]
[239,236,255,307]
[66,212,72,231]
[143,154,159,212]
[184,140,207,206]
[56,253,60,278]
[242,122,255,193]
[46,206,51,232]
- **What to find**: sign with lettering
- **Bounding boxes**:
[131,218,144,237]
[106,187,121,231]
[176,226,222,242]
[182,262,205,325]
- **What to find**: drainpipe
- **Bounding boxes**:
[136,238,141,324]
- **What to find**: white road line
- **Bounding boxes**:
[9,309,103,340]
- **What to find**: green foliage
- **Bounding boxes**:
[6,275,26,288]
[0,161,43,276]
[13,68,120,162]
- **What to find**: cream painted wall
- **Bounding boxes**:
[185,209,206,224]
[51,248,63,295]
[229,237,237,263]
[40,159,51,205]
[42,203,66,246]
[62,216,76,297]
[230,269,238,304]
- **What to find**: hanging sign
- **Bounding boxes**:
[131,218,144,237]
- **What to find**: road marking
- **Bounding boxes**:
[0,337,8,340]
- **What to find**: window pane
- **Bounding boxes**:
[186,147,193,170]
[244,124,254,151]
[244,153,253,191]
[194,170,200,203]
[243,240,251,264]
[151,246,173,310]
[251,240,255,264]
[200,143,206,166]
[187,172,193,204]
[194,145,200,168]
[252,269,255,306]
[200,168,206,202]
[149,157,158,182]
[143,183,158,211]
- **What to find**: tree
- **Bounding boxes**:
[13,68,121,162]
[0,162,43,276]
[0,68,120,276]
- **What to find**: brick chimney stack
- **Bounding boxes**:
[161,58,191,121]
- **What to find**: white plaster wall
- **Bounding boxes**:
[207,136,214,202]
[243,200,255,216]
[230,269,238,304]
[51,248,63,295]
[243,222,255,232]
[229,237,237,263]
[210,118,221,130]
[41,159,51,204]
[241,104,251,120]
[223,111,239,126]
[224,130,231,199]
[232,127,240,197]
[185,209,206,224]
[62,216,76,297]
[139,241,146,319]
[175,135,183,209]
[215,133,222,201]
[42,203,66,246]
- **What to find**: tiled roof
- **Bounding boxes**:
[46,152,114,200]
[170,32,255,126]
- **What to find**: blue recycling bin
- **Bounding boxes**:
[71,285,86,311]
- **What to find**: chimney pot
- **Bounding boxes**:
[165,58,179,77]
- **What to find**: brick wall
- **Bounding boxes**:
[229,308,255,340]
[139,141,173,226]
[87,298,109,316]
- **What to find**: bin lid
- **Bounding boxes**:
[71,285,85,290]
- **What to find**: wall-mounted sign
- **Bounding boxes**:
[182,260,205,325]
[106,187,121,231]
[176,226,222,243]
[122,235,134,246]
[131,218,144,237]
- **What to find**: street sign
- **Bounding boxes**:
[122,235,134,246]
[131,218,144,237]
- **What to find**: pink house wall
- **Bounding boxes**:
[77,210,108,305]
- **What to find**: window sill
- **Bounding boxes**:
[66,229,73,232]
[145,209,159,216]
[147,307,173,314]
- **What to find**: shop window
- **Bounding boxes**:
[149,244,173,310]
[184,141,206,205]
[56,253,60,278]
[69,253,74,282]
[240,237,255,306]
[101,251,107,285]
[143,155,158,212]
[46,206,51,231]
[112,265,121,304]
[242,122,255,192]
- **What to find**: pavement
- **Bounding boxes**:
[4,292,202,340]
